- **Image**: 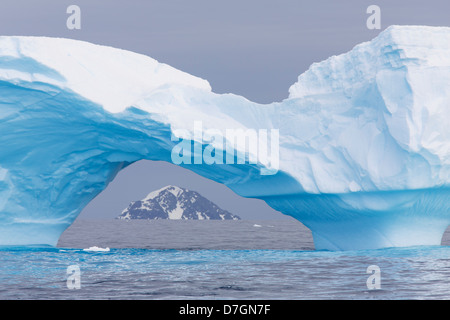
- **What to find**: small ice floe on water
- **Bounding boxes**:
[83,246,110,252]
[253,224,262,228]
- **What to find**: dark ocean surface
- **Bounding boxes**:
[1,219,450,299]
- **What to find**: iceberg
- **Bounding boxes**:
[1,25,450,250]
[83,246,110,252]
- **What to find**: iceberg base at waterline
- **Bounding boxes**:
[263,188,450,250]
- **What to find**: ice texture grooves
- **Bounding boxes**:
[1,26,450,250]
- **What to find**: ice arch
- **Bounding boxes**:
[2,25,450,250]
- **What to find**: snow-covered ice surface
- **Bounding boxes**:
[1,25,450,250]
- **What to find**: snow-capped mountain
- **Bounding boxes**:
[117,186,241,220]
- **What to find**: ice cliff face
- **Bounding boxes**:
[1,25,450,250]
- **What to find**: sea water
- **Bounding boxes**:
[1,219,450,299]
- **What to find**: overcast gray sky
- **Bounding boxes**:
[1,1,449,219]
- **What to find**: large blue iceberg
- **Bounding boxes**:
[1,26,450,250]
